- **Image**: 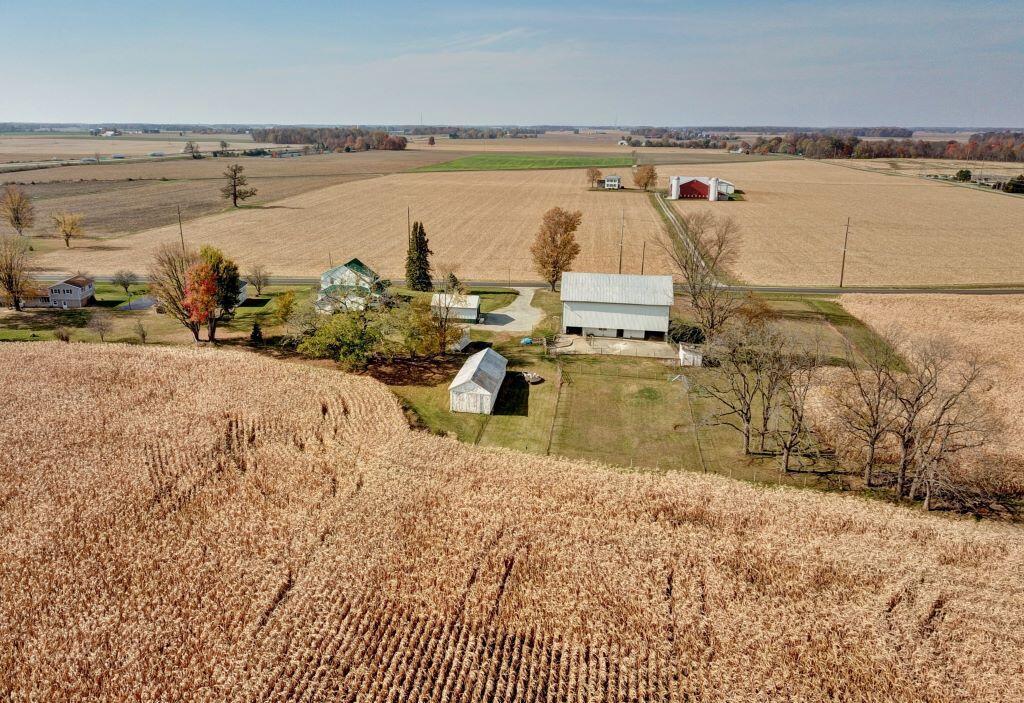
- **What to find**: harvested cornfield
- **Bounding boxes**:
[2,343,1023,701]
[31,168,675,281]
[662,159,1024,286]
[5,150,464,236]
[840,293,1024,465]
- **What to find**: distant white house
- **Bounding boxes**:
[617,139,629,146]
[599,174,622,190]
[668,176,736,201]
[24,275,96,309]
[560,272,673,340]
[316,258,379,312]
[236,279,249,305]
[449,347,507,414]
[431,292,481,322]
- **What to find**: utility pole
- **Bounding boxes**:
[407,206,411,240]
[839,217,851,288]
[617,209,624,273]
[176,205,185,254]
[640,241,646,275]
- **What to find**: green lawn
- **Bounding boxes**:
[415,154,634,172]
[390,286,518,314]
[0,284,308,345]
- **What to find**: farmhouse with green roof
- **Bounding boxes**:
[316,258,381,312]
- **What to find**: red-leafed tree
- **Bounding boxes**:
[183,263,218,341]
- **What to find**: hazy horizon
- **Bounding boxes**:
[3,0,1023,126]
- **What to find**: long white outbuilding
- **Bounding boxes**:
[560,272,674,340]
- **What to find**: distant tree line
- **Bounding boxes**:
[412,127,542,139]
[251,128,408,151]
[751,131,1024,161]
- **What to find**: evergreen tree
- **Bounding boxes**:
[405,221,433,291]
[249,321,264,346]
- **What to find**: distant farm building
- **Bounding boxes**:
[236,280,249,305]
[449,347,507,414]
[316,258,379,312]
[561,272,673,340]
[25,275,96,309]
[431,292,481,322]
[598,175,622,190]
[668,176,736,201]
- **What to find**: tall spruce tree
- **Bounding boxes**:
[406,221,433,291]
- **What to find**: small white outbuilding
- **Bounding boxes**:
[449,348,508,415]
[431,292,481,322]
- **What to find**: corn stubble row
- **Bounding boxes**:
[1,343,1022,701]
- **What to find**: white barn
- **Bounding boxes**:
[561,272,673,340]
[449,348,507,415]
[668,176,736,201]
[431,292,481,322]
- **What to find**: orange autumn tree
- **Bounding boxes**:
[183,263,217,341]
[531,207,582,291]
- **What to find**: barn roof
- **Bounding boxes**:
[323,258,377,281]
[449,348,507,395]
[560,272,674,307]
[431,293,481,310]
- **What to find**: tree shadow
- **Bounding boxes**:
[0,309,90,330]
[238,297,270,308]
[492,372,529,416]
[366,355,465,386]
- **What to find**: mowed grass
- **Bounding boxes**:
[415,153,633,172]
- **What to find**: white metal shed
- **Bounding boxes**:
[431,292,481,322]
[449,348,508,414]
[561,272,674,340]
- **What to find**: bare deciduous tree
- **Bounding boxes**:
[700,325,762,455]
[52,212,84,248]
[0,234,34,311]
[833,334,900,486]
[220,164,257,207]
[661,211,744,342]
[247,264,270,296]
[888,340,996,508]
[775,346,823,472]
[87,312,113,342]
[112,270,139,308]
[531,207,582,291]
[149,243,201,342]
[585,167,602,188]
[0,185,35,236]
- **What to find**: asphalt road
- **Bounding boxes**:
[35,273,1024,297]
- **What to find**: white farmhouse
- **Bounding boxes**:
[431,292,481,322]
[316,258,379,312]
[561,272,673,340]
[601,174,622,190]
[449,347,508,414]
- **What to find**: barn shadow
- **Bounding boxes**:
[492,372,529,416]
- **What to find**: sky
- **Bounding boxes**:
[3,0,1023,127]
